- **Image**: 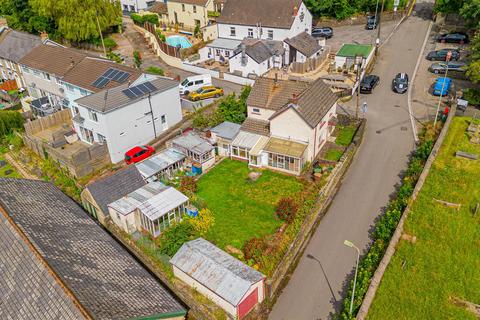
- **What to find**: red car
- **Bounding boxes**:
[125,145,155,164]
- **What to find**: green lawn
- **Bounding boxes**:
[0,155,20,178]
[368,117,480,319]
[197,159,304,250]
[324,149,343,162]
[336,125,357,146]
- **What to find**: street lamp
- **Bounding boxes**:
[344,240,360,315]
[355,55,364,119]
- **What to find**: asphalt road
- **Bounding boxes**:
[268,2,434,319]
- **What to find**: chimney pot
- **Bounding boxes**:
[289,93,298,106]
[293,6,299,16]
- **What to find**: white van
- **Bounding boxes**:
[179,74,212,95]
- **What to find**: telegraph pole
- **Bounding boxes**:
[375,0,386,55]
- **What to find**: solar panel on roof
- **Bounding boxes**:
[144,82,157,91]
[113,71,129,82]
[117,72,130,82]
[122,89,136,99]
[94,77,110,89]
[130,86,143,96]
[103,68,116,78]
[108,69,120,79]
[92,77,105,88]
[136,83,151,94]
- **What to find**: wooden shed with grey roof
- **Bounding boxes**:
[171,238,265,319]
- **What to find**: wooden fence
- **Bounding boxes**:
[24,109,72,136]
[290,47,330,74]
[144,22,181,59]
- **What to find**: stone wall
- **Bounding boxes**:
[356,105,457,319]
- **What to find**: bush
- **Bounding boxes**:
[275,197,298,223]
[157,222,196,257]
[188,208,215,236]
[0,111,24,138]
[179,176,197,194]
[145,66,165,76]
[106,52,123,63]
[133,51,142,68]
[142,14,160,26]
[131,13,144,25]
[243,236,267,260]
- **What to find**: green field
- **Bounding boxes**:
[368,117,480,319]
[197,159,304,250]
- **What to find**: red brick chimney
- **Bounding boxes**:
[289,93,298,106]
[40,31,49,41]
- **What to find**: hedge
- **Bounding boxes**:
[0,111,24,138]
[131,13,159,26]
[339,139,434,319]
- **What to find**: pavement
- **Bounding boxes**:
[268,1,434,319]
[114,17,243,96]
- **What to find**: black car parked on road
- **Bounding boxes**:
[312,27,333,38]
[359,75,380,93]
[426,49,460,61]
[392,73,409,94]
[436,32,469,44]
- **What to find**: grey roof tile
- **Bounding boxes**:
[0,178,186,320]
[0,28,42,63]
[86,165,147,215]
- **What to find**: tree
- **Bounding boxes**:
[467,33,480,84]
[29,0,121,42]
[133,51,142,68]
[157,222,196,256]
[434,0,464,14]
[0,111,25,138]
[0,0,54,34]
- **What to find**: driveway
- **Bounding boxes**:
[268,1,434,319]
[113,17,243,96]
[325,20,397,52]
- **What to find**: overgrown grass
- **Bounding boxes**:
[336,125,357,146]
[0,155,21,178]
[325,149,344,162]
[367,117,480,319]
[197,159,304,250]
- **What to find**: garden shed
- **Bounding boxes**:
[170,238,266,319]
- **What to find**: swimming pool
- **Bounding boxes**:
[166,35,192,49]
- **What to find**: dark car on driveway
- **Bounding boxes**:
[312,27,333,38]
[436,32,469,44]
[426,49,460,61]
[366,15,378,30]
[360,74,380,93]
[428,61,467,74]
[392,73,409,94]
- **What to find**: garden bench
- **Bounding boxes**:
[455,151,478,160]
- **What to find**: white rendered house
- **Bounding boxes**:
[74,77,182,163]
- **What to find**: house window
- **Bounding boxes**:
[80,127,94,143]
[97,134,106,144]
[252,108,260,114]
[120,132,126,136]
[161,115,166,124]
[193,5,196,13]
[268,153,300,172]
[267,30,274,40]
[230,27,236,37]
[216,49,221,56]
[123,4,128,11]
[129,5,135,11]
[225,50,230,57]
[79,88,89,96]
[116,213,121,220]
[44,73,51,81]
[73,106,79,114]
[65,83,75,92]
[182,4,185,11]
[88,110,98,122]
[248,28,254,38]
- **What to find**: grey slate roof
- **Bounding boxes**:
[171,238,265,307]
[210,121,242,140]
[284,32,321,57]
[86,165,147,216]
[75,77,178,113]
[0,178,186,320]
[0,211,86,319]
[248,77,338,128]
[0,28,42,63]
[233,39,284,64]
[217,0,303,29]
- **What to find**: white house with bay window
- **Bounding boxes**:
[74,77,183,163]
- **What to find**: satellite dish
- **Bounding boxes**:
[59,87,65,93]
